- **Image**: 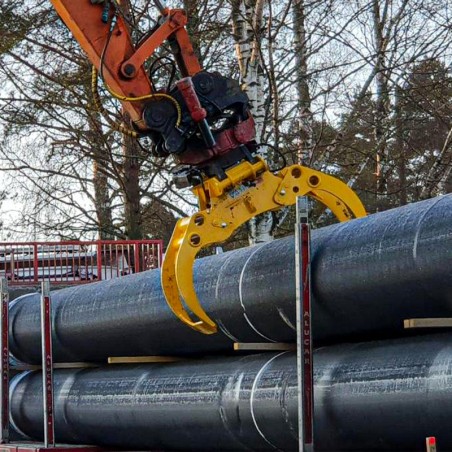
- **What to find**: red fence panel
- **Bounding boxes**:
[0,240,163,286]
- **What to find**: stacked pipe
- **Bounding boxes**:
[8,194,452,451]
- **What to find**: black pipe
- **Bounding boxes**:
[9,195,452,363]
[10,333,452,451]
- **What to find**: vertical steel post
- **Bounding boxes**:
[158,241,163,268]
[41,281,55,448]
[0,278,9,444]
[295,197,314,452]
[33,244,39,283]
[426,437,437,452]
[96,242,103,281]
[134,243,140,274]
[10,253,15,283]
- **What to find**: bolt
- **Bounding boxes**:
[280,189,286,196]
[123,64,136,78]
[197,74,213,94]
[150,111,163,123]
[221,222,228,228]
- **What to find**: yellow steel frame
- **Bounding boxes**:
[162,158,367,334]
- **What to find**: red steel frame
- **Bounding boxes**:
[0,240,163,286]
[0,279,103,452]
[0,278,9,444]
[40,282,54,447]
[426,437,437,452]
[0,446,102,452]
[295,197,314,452]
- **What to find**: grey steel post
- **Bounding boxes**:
[0,278,9,444]
[295,197,314,452]
[41,281,55,447]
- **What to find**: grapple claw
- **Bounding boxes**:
[162,160,367,334]
[161,217,217,334]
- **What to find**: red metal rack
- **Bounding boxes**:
[40,282,54,447]
[293,199,437,452]
[0,445,102,452]
[0,239,163,286]
[295,197,314,452]
[0,278,103,452]
[1,278,9,445]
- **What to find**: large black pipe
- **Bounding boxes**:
[9,195,452,363]
[10,333,452,451]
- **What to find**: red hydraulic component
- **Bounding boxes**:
[176,77,216,148]
[176,77,207,123]
[177,116,255,165]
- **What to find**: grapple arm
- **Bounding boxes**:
[162,159,366,334]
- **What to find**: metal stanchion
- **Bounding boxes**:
[295,197,314,452]
[0,278,9,444]
[426,437,437,452]
[41,281,55,448]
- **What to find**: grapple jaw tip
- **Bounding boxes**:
[161,217,218,335]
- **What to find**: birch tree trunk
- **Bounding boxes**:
[293,0,313,165]
[231,0,275,245]
[372,0,391,211]
[231,0,266,140]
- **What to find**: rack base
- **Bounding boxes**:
[0,444,102,452]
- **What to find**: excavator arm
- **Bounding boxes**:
[51,0,200,126]
[50,0,367,334]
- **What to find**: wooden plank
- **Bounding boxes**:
[404,318,452,329]
[233,342,296,351]
[10,364,40,371]
[108,356,183,364]
[54,362,99,369]
[11,363,98,371]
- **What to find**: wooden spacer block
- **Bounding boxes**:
[11,362,98,371]
[233,342,296,351]
[108,356,183,364]
[404,318,452,329]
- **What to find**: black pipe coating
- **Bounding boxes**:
[10,333,452,451]
[9,195,452,363]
